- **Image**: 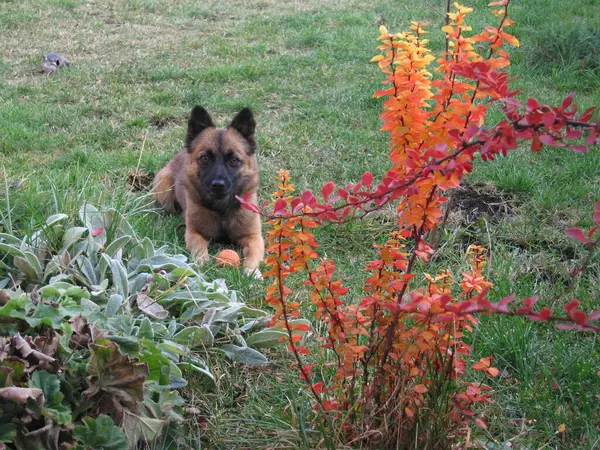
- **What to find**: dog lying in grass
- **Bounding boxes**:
[153,106,264,278]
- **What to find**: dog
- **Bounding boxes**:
[153,106,264,277]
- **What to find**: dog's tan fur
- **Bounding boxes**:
[153,107,264,275]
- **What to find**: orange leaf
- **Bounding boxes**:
[486,367,500,377]
[414,384,428,394]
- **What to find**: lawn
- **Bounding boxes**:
[1,0,599,448]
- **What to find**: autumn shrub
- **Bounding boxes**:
[240,1,600,448]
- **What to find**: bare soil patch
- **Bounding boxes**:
[450,182,516,224]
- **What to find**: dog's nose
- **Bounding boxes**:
[211,180,226,191]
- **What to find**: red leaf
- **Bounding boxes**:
[321,181,335,201]
[91,227,104,237]
[565,129,583,140]
[274,198,288,213]
[301,190,314,206]
[586,310,600,322]
[570,145,588,153]
[539,307,552,320]
[361,171,374,187]
[539,134,559,146]
[561,92,574,110]
[523,296,538,310]
[241,201,260,213]
[542,112,556,128]
[556,323,580,331]
[475,418,488,430]
[496,294,516,313]
[291,198,302,213]
[586,133,598,146]
[313,381,326,393]
[322,400,337,411]
[594,201,600,224]
[296,346,310,355]
[565,299,580,313]
[526,98,539,111]
[569,309,587,325]
[565,228,591,244]
[293,324,311,332]
[580,106,596,122]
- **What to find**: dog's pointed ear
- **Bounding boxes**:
[186,106,215,151]
[229,107,256,154]
[229,107,256,139]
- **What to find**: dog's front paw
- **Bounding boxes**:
[194,251,210,265]
[243,267,263,279]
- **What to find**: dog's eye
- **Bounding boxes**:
[199,155,210,164]
[229,156,241,166]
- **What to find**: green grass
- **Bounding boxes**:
[1,0,599,448]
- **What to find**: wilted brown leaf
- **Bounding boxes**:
[0,337,9,360]
[33,329,60,359]
[122,409,164,445]
[136,293,168,320]
[12,334,57,371]
[82,340,149,425]
[0,366,12,387]
[69,314,92,349]
[0,386,44,406]
[0,289,10,306]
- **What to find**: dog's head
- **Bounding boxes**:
[184,106,259,210]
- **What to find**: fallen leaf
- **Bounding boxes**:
[0,386,44,405]
[136,293,168,320]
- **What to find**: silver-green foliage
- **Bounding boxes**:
[0,204,287,448]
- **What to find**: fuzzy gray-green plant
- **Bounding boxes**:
[0,204,287,449]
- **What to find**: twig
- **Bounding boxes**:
[130,130,148,193]
[445,0,451,57]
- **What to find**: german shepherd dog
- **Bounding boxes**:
[153,106,264,277]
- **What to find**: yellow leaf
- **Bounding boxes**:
[379,25,389,36]
[558,424,566,433]
[370,55,385,63]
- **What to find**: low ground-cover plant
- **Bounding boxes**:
[240,1,600,448]
[0,205,283,449]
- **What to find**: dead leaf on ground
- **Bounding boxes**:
[0,386,44,405]
[136,293,168,320]
[83,340,149,425]
[12,334,57,371]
